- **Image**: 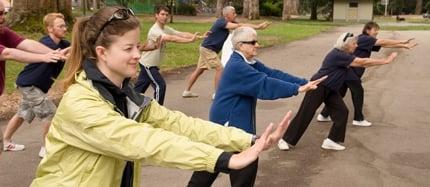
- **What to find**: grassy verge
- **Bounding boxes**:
[5,18,336,93]
[381,25,430,31]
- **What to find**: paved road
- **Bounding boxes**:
[1,25,429,187]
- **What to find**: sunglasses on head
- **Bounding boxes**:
[342,33,354,42]
[241,40,258,45]
[94,8,135,42]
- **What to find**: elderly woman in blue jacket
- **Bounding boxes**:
[187,26,326,187]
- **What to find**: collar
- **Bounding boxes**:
[82,58,141,105]
[234,50,257,65]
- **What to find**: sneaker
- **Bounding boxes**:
[211,93,216,100]
[352,120,372,127]
[182,90,198,98]
[317,114,332,122]
[3,142,25,151]
[39,147,46,158]
[277,139,290,151]
[321,138,345,151]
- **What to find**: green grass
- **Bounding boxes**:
[381,25,430,30]
[5,18,336,94]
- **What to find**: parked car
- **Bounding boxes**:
[423,13,430,19]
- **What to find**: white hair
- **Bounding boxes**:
[333,32,357,51]
[231,27,257,50]
[222,6,235,17]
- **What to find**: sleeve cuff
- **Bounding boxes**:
[214,152,233,173]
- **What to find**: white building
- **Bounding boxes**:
[333,0,374,22]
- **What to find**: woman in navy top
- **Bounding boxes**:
[318,22,417,127]
[279,32,398,151]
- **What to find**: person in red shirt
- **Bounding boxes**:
[0,1,66,154]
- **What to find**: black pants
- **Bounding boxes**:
[187,159,258,187]
[134,65,166,105]
[283,86,348,145]
[320,80,364,121]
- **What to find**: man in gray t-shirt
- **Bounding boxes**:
[135,6,205,105]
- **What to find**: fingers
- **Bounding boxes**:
[312,75,328,85]
[260,123,274,141]
[274,111,292,135]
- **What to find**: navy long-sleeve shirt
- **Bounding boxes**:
[210,51,307,134]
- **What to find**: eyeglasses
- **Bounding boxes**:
[342,33,354,42]
[94,8,135,43]
[240,40,258,45]
[0,11,8,16]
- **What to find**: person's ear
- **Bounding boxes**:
[47,26,54,34]
[95,46,107,62]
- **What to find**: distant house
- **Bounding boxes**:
[333,0,373,22]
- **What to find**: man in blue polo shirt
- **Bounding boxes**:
[2,13,69,157]
[317,22,417,127]
[183,6,269,99]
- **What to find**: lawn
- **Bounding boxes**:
[5,17,337,94]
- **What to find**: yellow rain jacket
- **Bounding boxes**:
[31,71,252,187]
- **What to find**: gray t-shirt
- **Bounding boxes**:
[139,23,179,67]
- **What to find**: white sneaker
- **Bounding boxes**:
[211,93,216,100]
[352,120,372,127]
[38,147,46,158]
[277,139,290,151]
[317,114,332,122]
[321,138,345,151]
[182,90,198,98]
[3,142,25,151]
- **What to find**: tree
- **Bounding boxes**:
[416,0,423,14]
[243,0,250,17]
[216,0,226,17]
[243,0,259,19]
[282,0,298,20]
[7,0,72,32]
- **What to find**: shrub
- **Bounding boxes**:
[176,3,197,16]
[260,1,282,17]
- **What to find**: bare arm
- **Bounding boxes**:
[162,33,197,43]
[382,42,418,49]
[225,21,270,30]
[375,38,414,47]
[176,32,195,39]
[16,39,54,53]
[350,52,398,68]
[0,48,61,63]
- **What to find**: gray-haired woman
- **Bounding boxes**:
[278,32,398,151]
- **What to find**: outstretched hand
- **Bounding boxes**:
[197,31,212,39]
[385,52,398,64]
[402,38,415,44]
[298,75,328,93]
[405,42,418,49]
[228,111,292,170]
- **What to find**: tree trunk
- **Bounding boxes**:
[248,0,259,20]
[8,0,72,32]
[416,0,423,15]
[282,0,293,20]
[291,0,299,15]
[310,1,318,20]
[216,0,226,17]
[243,0,250,18]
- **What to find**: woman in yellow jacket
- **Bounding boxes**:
[31,6,292,187]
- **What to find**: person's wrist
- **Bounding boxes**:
[251,135,259,145]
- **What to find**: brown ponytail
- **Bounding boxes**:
[61,17,90,90]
